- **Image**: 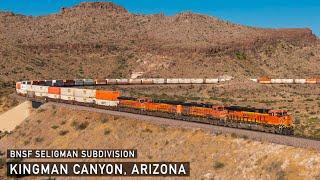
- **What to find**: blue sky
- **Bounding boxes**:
[0,0,319,36]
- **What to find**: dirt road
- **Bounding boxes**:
[0,101,31,131]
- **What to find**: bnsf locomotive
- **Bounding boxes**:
[15,80,294,135]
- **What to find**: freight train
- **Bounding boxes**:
[15,81,294,135]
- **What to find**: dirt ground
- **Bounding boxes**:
[1,105,320,179]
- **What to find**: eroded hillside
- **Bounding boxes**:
[1,104,320,179]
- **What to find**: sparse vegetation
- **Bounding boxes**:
[71,121,89,130]
[104,128,111,135]
[51,125,59,129]
[34,137,44,143]
[213,161,225,169]
[59,130,69,136]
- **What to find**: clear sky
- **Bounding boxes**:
[0,0,319,36]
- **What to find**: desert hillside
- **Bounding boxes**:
[1,104,320,179]
[0,2,319,85]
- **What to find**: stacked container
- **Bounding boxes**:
[166,79,179,84]
[74,88,96,103]
[61,88,75,101]
[47,87,61,99]
[31,85,48,97]
[190,79,204,84]
[95,90,120,106]
[205,79,219,84]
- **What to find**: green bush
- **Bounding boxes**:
[51,125,59,129]
[213,161,225,169]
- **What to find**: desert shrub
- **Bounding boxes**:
[60,120,66,125]
[37,108,46,113]
[100,117,108,124]
[23,140,30,145]
[142,128,153,133]
[34,137,44,143]
[72,121,89,130]
[0,157,6,167]
[231,133,237,138]
[104,128,111,135]
[51,125,59,129]
[213,161,225,169]
[235,51,246,60]
[59,130,69,136]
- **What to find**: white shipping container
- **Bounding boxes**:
[190,79,204,84]
[74,88,96,98]
[294,79,306,84]
[61,95,75,101]
[35,92,47,97]
[106,79,117,84]
[61,88,75,96]
[178,79,191,84]
[47,94,60,99]
[271,79,282,84]
[166,79,179,84]
[95,99,119,106]
[30,85,46,93]
[282,79,294,84]
[129,79,142,84]
[152,78,165,84]
[205,79,219,84]
[75,96,95,103]
[116,79,129,84]
[250,79,258,83]
[141,79,153,84]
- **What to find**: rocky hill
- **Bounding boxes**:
[0,2,319,84]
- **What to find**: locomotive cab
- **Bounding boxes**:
[269,110,288,117]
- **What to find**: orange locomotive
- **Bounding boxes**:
[116,97,293,135]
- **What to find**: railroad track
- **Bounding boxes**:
[42,102,320,151]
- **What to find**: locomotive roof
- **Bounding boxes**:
[226,106,270,113]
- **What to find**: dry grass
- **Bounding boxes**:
[1,105,320,179]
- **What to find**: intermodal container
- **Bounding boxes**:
[45,80,53,86]
[48,87,61,95]
[141,79,153,84]
[294,79,306,84]
[53,80,64,87]
[61,87,75,96]
[178,79,191,84]
[205,79,219,84]
[63,80,75,86]
[96,90,120,101]
[74,88,96,98]
[83,79,94,86]
[75,79,84,86]
[116,79,129,85]
[190,79,204,84]
[95,79,107,85]
[129,79,142,84]
[306,78,317,84]
[153,78,165,84]
[106,79,117,85]
[166,79,179,84]
[95,99,119,106]
[61,95,74,101]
